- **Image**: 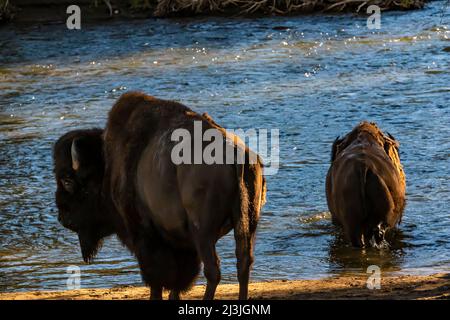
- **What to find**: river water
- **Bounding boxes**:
[0,2,449,292]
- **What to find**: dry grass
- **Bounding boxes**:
[1,0,428,22]
[0,0,12,21]
[152,0,426,16]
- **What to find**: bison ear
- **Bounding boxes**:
[331,136,342,162]
[71,138,80,171]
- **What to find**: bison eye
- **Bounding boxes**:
[61,178,75,194]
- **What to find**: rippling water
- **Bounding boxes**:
[1,2,449,292]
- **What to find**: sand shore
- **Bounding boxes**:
[1,273,449,300]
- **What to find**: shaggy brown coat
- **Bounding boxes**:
[53,92,266,299]
[326,121,406,247]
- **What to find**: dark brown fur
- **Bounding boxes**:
[325,121,406,247]
[53,92,266,300]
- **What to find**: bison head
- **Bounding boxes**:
[53,129,114,263]
[331,121,402,171]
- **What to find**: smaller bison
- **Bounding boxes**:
[326,121,406,247]
[53,92,266,300]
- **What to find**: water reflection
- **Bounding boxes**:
[328,229,408,275]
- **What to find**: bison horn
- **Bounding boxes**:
[71,139,80,171]
[385,132,399,148]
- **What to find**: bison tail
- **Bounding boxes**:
[233,163,250,238]
[233,159,264,237]
[261,175,267,208]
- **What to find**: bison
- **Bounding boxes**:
[53,92,266,300]
[325,121,406,248]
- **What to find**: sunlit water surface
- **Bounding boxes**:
[0,2,449,292]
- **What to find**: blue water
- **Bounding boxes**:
[0,2,449,292]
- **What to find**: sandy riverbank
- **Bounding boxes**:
[1,273,449,300]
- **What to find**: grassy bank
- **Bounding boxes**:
[152,0,426,17]
[1,0,428,23]
[1,273,449,300]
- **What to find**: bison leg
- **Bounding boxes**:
[347,224,365,247]
[339,204,366,247]
[234,228,255,300]
[135,237,174,300]
[150,286,163,300]
[169,290,181,300]
[196,240,221,300]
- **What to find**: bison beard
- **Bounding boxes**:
[78,229,104,264]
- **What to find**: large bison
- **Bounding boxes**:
[325,121,406,247]
[53,92,266,299]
